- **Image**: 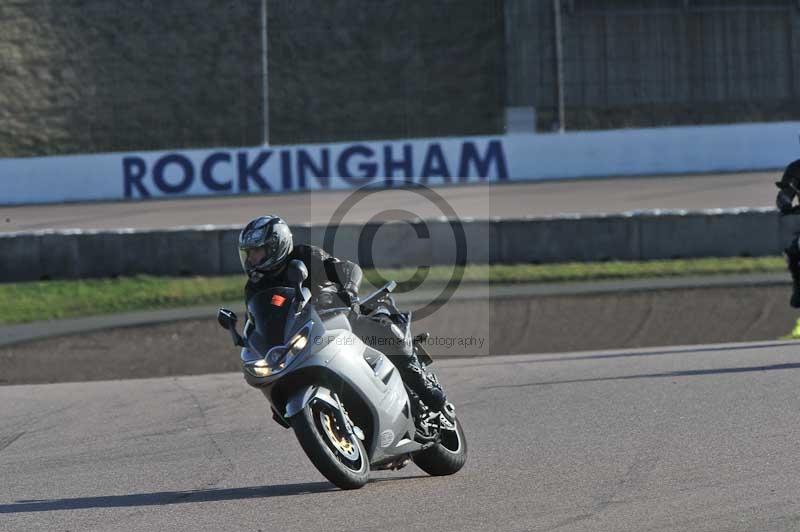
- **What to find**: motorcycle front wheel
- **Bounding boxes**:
[291,400,370,490]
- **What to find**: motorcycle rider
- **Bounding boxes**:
[775,159,800,307]
[238,215,454,421]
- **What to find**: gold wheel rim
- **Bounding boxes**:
[321,412,355,455]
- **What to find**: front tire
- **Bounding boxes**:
[291,400,370,490]
[413,417,467,476]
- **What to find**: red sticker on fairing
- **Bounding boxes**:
[271,294,287,307]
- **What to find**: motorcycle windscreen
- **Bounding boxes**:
[246,287,296,356]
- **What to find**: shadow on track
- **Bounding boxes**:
[483,362,800,389]
[0,483,334,514]
[0,475,429,514]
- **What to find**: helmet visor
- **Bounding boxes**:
[244,247,268,269]
[239,238,282,274]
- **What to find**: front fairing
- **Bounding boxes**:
[245,287,295,357]
[241,289,327,385]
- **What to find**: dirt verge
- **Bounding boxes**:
[2,284,797,385]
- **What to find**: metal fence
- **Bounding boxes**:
[1,0,799,157]
[508,0,800,131]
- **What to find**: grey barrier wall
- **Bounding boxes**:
[0,208,795,282]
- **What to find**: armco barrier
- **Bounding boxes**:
[1,208,797,282]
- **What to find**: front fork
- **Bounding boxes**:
[275,385,364,441]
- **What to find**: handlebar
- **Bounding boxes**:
[359,281,397,308]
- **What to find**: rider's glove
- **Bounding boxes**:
[338,289,360,314]
[317,291,335,308]
[777,188,795,214]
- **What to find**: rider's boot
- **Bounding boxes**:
[786,237,800,308]
[399,352,456,425]
[400,353,445,410]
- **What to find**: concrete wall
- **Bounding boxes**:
[0,0,263,157]
[268,0,505,145]
[5,0,798,158]
[5,122,799,205]
[506,0,800,130]
[1,208,795,282]
[0,0,504,158]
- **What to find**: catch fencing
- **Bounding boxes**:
[507,0,800,132]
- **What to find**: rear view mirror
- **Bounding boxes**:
[217,308,238,330]
[287,259,308,287]
[217,308,244,347]
[287,260,311,311]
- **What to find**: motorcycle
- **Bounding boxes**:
[217,259,467,489]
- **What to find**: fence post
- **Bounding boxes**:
[553,0,566,133]
[261,0,270,145]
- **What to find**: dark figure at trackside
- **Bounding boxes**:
[237,215,455,422]
[775,159,800,307]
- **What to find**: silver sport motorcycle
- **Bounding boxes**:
[217,260,467,489]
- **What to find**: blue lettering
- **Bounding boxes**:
[281,150,292,190]
[153,154,194,194]
[457,140,509,182]
[383,144,413,185]
[123,157,149,198]
[337,145,378,185]
[237,151,272,192]
[419,144,451,184]
[297,149,330,189]
[201,152,233,192]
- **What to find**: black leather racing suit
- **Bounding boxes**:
[244,244,447,411]
[776,159,800,308]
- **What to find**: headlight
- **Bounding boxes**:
[288,329,309,355]
[245,321,313,378]
[267,346,288,367]
[245,358,276,378]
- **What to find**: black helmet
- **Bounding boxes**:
[238,216,293,281]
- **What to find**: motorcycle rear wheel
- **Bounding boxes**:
[291,400,370,490]
[412,417,467,476]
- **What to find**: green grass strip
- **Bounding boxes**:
[365,256,785,286]
[0,256,786,325]
[1,275,245,325]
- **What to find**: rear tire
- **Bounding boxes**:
[291,400,370,490]
[412,417,467,476]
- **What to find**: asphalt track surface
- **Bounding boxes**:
[4,341,800,532]
[0,171,776,232]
